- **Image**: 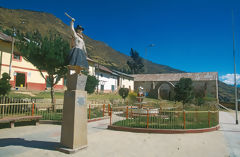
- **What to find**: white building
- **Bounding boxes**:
[95,65,118,93]
[112,70,134,92]
[0,31,134,93]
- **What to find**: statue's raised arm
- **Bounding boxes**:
[65,12,88,74]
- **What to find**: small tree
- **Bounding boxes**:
[0,73,11,96]
[16,31,70,105]
[194,86,206,106]
[174,78,193,108]
[127,48,144,74]
[85,75,99,94]
[119,88,129,101]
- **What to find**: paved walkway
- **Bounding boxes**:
[219,111,240,157]
[0,112,238,157]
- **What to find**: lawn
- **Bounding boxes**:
[0,107,104,129]
[113,111,218,129]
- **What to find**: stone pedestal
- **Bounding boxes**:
[58,73,88,154]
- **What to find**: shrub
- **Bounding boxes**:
[0,73,11,96]
[118,88,129,101]
[127,92,137,104]
[85,75,99,94]
[174,77,194,108]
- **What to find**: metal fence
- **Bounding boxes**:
[0,97,111,121]
[109,105,219,129]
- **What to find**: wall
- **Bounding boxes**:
[119,76,134,92]
[134,80,218,101]
[88,62,95,76]
[0,51,64,90]
[96,71,118,93]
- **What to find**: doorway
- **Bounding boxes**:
[15,72,26,87]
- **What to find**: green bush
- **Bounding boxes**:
[0,73,11,96]
[127,92,137,104]
[119,88,129,101]
[174,78,194,107]
[85,75,99,94]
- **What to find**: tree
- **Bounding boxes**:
[119,88,129,101]
[194,85,207,106]
[16,31,70,105]
[85,75,99,94]
[0,73,11,96]
[174,78,194,108]
[127,48,144,74]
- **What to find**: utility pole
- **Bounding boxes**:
[9,27,16,75]
[232,10,238,125]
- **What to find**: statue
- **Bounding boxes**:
[58,13,88,154]
[65,13,88,74]
[138,86,144,102]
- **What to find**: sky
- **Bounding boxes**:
[1,0,240,85]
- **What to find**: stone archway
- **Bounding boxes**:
[157,82,175,100]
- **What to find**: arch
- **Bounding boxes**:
[157,81,175,100]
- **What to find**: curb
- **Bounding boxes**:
[108,125,220,134]
[39,116,110,125]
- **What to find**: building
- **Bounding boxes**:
[112,70,134,92]
[0,31,133,93]
[95,65,118,93]
[0,32,96,91]
[132,72,219,101]
[0,32,64,90]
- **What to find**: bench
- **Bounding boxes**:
[0,115,42,128]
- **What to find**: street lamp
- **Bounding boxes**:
[232,10,238,125]
[145,44,155,58]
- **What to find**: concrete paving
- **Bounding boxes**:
[219,111,240,157]
[0,112,237,157]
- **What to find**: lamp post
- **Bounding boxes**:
[232,10,238,125]
[145,44,155,58]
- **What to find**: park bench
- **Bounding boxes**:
[0,115,42,128]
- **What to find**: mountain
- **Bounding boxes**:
[218,81,240,103]
[0,7,237,104]
[0,7,182,74]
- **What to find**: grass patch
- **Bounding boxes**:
[88,93,121,101]
[36,107,104,121]
[113,111,218,129]
[8,92,32,99]
[35,92,64,99]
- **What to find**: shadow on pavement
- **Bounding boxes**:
[0,138,59,151]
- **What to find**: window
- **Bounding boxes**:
[100,85,104,91]
[111,85,115,92]
[13,53,21,61]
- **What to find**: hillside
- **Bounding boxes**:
[0,7,182,74]
[218,81,240,103]
[0,7,237,104]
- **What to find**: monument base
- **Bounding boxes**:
[60,90,88,150]
[57,145,87,154]
[59,73,88,154]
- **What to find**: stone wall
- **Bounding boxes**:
[134,80,218,101]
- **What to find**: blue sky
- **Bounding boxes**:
[1,0,240,84]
